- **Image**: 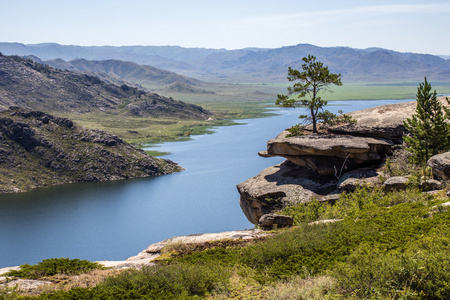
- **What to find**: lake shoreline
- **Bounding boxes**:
[0,99,416,269]
[0,229,268,275]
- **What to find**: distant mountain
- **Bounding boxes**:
[45,58,204,88]
[1,42,450,83]
[0,54,212,119]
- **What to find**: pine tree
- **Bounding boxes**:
[276,55,342,133]
[403,77,450,165]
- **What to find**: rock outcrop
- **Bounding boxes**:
[126,229,269,264]
[0,107,181,193]
[237,160,337,224]
[383,176,409,192]
[238,100,439,224]
[337,168,382,191]
[328,101,417,139]
[258,213,293,228]
[260,131,393,175]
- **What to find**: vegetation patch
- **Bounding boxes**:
[5,258,104,279]
[4,186,450,299]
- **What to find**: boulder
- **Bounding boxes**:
[263,131,393,175]
[337,168,382,191]
[258,213,293,228]
[420,179,443,191]
[428,152,450,181]
[383,176,409,191]
[237,160,337,224]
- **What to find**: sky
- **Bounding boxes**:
[1,0,450,55]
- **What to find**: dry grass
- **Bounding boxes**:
[265,275,336,300]
[9,268,122,296]
[380,148,418,178]
[210,271,269,300]
[160,237,267,259]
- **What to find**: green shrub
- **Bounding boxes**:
[97,261,229,299]
[5,258,104,279]
[239,223,348,283]
[280,198,325,224]
[333,225,450,299]
[281,186,436,226]
[286,124,305,137]
[318,109,356,127]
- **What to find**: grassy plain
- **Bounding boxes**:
[61,81,450,148]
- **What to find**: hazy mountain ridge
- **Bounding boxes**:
[45,58,204,88]
[0,54,212,119]
[1,42,449,83]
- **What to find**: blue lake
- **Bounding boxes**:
[0,99,412,268]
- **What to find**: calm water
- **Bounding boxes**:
[0,99,412,267]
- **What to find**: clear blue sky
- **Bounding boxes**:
[1,0,450,55]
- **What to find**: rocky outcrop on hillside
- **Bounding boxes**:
[0,54,212,119]
[237,100,439,225]
[0,107,181,193]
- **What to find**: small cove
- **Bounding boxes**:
[0,99,413,268]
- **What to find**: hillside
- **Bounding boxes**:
[0,107,181,193]
[0,53,212,119]
[1,42,449,83]
[45,58,207,90]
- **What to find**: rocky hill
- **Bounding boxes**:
[0,53,212,119]
[0,107,181,193]
[1,42,449,83]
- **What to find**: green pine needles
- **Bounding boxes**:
[403,77,450,165]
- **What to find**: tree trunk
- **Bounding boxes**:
[311,107,317,133]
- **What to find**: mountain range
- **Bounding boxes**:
[1,42,450,83]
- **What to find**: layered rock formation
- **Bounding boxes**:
[237,100,425,225]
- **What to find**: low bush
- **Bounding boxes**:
[29,261,230,299]
[333,225,450,299]
[281,186,436,225]
[5,258,104,279]
[286,124,305,137]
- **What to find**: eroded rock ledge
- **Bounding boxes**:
[237,100,440,225]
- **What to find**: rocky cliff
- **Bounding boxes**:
[237,100,433,225]
[0,107,181,193]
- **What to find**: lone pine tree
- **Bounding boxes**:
[276,55,342,133]
[403,77,450,165]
